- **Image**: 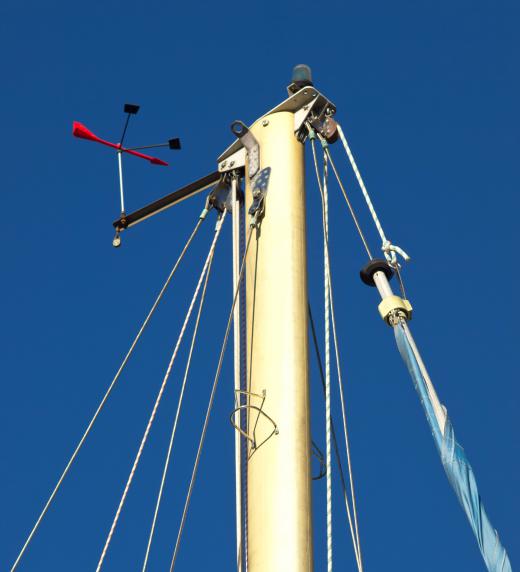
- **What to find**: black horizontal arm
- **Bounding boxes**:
[113,170,221,231]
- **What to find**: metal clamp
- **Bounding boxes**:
[378,295,413,324]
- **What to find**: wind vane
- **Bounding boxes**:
[73,103,181,246]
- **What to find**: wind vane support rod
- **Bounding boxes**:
[117,151,125,214]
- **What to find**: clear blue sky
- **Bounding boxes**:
[1,0,518,570]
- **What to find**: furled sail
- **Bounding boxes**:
[394,322,512,572]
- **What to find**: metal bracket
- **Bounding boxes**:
[230,389,278,458]
[217,86,336,165]
[248,167,271,226]
[218,146,246,174]
[230,120,260,178]
[294,95,321,136]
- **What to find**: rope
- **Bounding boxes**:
[336,123,410,267]
[328,280,363,571]
[311,137,363,571]
[318,144,372,260]
[141,228,216,571]
[96,212,226,572]
[231,177,244,572]
[169,227,254,571]
[239,202,249,572]
[308,305,361,561]
[9,212,208,572]
[308,305,362,569]
[322,150,333,572]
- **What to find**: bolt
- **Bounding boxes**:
[221,161,227,169]
[229,160,235,167]
[303,90,308,95]
[262,119,269,127]
[303,105,309,111]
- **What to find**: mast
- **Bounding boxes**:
[244,108,313,570]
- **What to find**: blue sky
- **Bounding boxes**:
[1,0,518,570]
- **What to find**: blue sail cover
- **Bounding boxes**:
[394,323,512,572]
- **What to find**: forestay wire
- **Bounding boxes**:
[10,209,209,572]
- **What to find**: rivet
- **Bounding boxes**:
[262,119,269,127]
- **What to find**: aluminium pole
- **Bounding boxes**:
[245,110,313,572]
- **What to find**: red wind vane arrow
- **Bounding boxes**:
[72,121,169,166]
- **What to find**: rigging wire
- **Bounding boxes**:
[314,139,372,260]
[9,212,208,572]
[308,305,362,570]
[96,211,227,572]
[231,176,246,572]
[238,201,249,572]
[328,281,363,571]
[308,308,356,491]
[169,226,254,572]
[141,226,216,571]
[310,135,363,571]
[335,123,410,267]
[322,149,333,572]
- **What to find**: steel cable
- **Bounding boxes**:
[96,212,226,571]
[169,226,254,571]
[311,136,363,571]
[141,223,217,571]
[10,212,208,572]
